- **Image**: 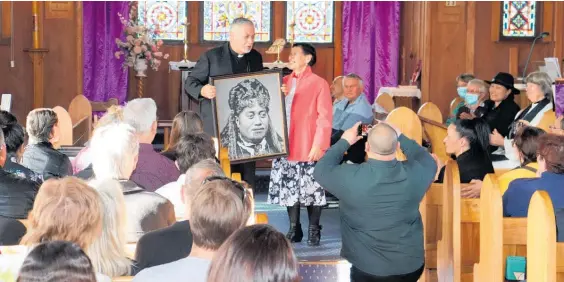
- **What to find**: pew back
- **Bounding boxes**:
[385,107,423,161]
[527,190,556,282]
[375,92,395,113]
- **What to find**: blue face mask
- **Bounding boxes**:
[457,87,467,98]
[464,93,479,105]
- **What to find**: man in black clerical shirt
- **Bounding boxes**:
[185,17,263,188]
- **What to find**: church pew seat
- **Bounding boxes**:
[375,92,395,113]
[536,110,556,132]
[420,183,442,282]
[437,160,479,282]
[385,107,423,161]
[527,191,557,282]
[418,103,448,163]
[68,95,93,145]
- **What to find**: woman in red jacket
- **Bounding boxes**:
[268,43,332,246]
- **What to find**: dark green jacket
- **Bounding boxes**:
[313,135,437,276]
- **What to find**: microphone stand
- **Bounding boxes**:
[522,34,545,81]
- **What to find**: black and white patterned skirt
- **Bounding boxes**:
[268,157,326,207]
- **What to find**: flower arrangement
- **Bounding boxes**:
[114,5,169,72]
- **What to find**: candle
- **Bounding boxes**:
[32,1,39,48]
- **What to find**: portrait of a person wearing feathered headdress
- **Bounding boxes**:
[219,78,285,160]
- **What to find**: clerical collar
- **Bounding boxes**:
[228,44,244,58]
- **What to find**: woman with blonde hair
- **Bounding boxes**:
[73,105,124,174]
[87,178,136,277]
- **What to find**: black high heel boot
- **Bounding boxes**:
[307,225,322,246]
[286,223,304,243]
[286,203,303,242]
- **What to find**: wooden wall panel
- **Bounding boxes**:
[42,1,82,109]
[1,1,12,40]
[128,1,340,120]
[0,1,34,122]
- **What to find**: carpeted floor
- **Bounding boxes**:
[254,193,342,262]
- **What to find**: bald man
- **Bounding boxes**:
[330,76,344,104]
[314,122,437,282]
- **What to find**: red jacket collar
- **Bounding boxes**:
[290,66,312,79]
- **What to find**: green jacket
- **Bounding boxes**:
[313,135,437,276]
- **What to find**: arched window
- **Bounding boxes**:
[286,1,334,44]
[137,1,188,41]
[201,1,272,42]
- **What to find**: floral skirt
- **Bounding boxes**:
[268,157,326,207]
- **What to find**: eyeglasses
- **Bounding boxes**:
[201,175,247,204]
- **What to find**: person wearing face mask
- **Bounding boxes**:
[489,71,553,164]
[268,43,332,247]
[479,72,521,151]
[185,17,263,189]
[457,79,490,120]
[446,73,475,125]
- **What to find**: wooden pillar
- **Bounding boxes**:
[24,1,48,109]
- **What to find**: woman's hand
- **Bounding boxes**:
[461,179,482,198]
[307,146,323,162]
[281,84,289,96]
[489,129,504,146]
[459,112,475,120]
[431,154,444,181]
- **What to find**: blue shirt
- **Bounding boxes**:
[503,172,564,217]
[332,93,373,131]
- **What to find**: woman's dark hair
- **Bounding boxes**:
[292,43,317,67]
[168,111,204,149]
[513,126,546,165]
[207,224,299,282]
[0,110,25,154]
[174,133,216,173]
[537,134,564,174]
[17,240,97,282]
[453,118,491,155]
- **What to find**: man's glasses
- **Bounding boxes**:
[201,175,247,204]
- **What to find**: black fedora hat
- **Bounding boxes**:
[485,72,520,95]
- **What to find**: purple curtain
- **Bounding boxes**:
[342,2,401,103]
[556,84,564,117]
[83,1,129,104]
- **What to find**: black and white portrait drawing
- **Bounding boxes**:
[211,70,289,163]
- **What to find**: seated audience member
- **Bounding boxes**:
[503,134,564,217]
[123,98,180,192]
[457,79,490,120]
[89,123,175,242]
[156,134,216,217]
[17,241,97,282]
[73,105,124,174]
[18,177,110,282]
[22,108,72,180]
[437,118,494,196]
[0,111,43,183]
[446,73,475,125]
[136,159,225,270]
[330,75,344,104]
[207,224,299,282]
[479,72,521,150]
[162,111,205,161]
[331,73,373,164]
[490,71,553,164]
[88,179,138,277]
[313,122,437,281]
[0,129,40,219]
[549,115,564,135]
[0,217,26,245]
[498,126,546,194]
[133,176,252,282]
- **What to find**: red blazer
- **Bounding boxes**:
[284,67,333,162]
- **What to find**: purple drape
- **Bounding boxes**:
[342,2,400,103]
[556,84,564,117]
[83,1,129,104]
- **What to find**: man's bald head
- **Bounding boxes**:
[367,123,398,155]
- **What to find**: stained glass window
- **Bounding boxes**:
[501,1,537,38]
[286,2,334,44]
[138,1,187,41]
[202,1,271,42]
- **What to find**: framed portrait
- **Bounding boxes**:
[210,69,289,164]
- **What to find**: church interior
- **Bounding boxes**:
[0,1,564,282]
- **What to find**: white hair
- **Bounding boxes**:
[230,17,254,30]
[90,123,139,180]
[467,79,489,95]
[123,98,157,134]
[86,178,131,277]
[184,159,225,198]
[343,73,364,88]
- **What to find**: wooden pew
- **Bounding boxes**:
[376,92,395,113]
[537,110,556,132]
[420,183,442,282]
[418,102,449,163]
[52,106,74,147]
[437,160,479,282]
[385,107,423,161]
[219,147,231,176]
[450,97,464,116]
[527,191,557,282]
[68,95,93,145]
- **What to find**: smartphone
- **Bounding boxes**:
[357,124,373,137]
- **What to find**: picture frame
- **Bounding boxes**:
[210,69,289,164]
